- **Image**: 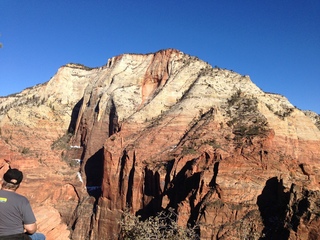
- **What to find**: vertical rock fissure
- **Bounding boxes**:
[209,161,220,188]
[118,150,128,196]
[68,98,83,134]
[108,98,120,137]
[164,160,175,192]
[84,148,104,198]
[126,151,135,208]
[136,167,162,220]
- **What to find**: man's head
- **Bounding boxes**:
[2,168,23,190]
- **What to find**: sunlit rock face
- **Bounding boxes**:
[0,49,319,239]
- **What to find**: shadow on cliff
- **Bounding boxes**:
[85,148,104,199]
[136,166,164,220]
[68,98,83,134]
[143,159,203,224]
[188,161,220,227]
[257,177,290,240]
[166,159,203,210]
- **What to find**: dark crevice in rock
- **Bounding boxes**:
[86,93,93,107]
[68,97,83,134]
[188,188,215,230]
[290,196,309,231]
[257,177,290,240]
[108,98,120,136]
[298,163,310,180]
[136,167,163,220]
[79,117,87,147]
[136,197,163,221]
[209,161,220,188]
[144,167,161,197]
[126,151,135,207]
[166,159,201,209]
[84,148,104,198]
[94,99,100,114]
[208,152,223,198]
[118,150,128,195]
[287,186,317,233]
[164,160,175,192]
[137,159,203,221]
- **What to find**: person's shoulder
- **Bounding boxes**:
[5,190,29,202]
[14,192,29,200]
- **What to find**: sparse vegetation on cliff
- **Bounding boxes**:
[226,90,269,148]
[64,63,94,71]
[303,110,320,130]
[265,103,294,119]
[20,147,30,154]
[51,132,73,150]
[120,208,199,240]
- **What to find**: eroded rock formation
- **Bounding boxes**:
[0,49,319,239]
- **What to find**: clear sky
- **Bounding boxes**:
[1,1,319,113]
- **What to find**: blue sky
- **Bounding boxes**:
[1,1,319,113]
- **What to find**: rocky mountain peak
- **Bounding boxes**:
[0,49,319,239]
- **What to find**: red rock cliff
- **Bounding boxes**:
[0,49,319,239]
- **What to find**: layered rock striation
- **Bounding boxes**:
[0,49,319,239]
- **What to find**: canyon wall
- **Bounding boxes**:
[0,49,319,239]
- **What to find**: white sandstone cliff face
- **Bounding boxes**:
[0,49,319,239]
